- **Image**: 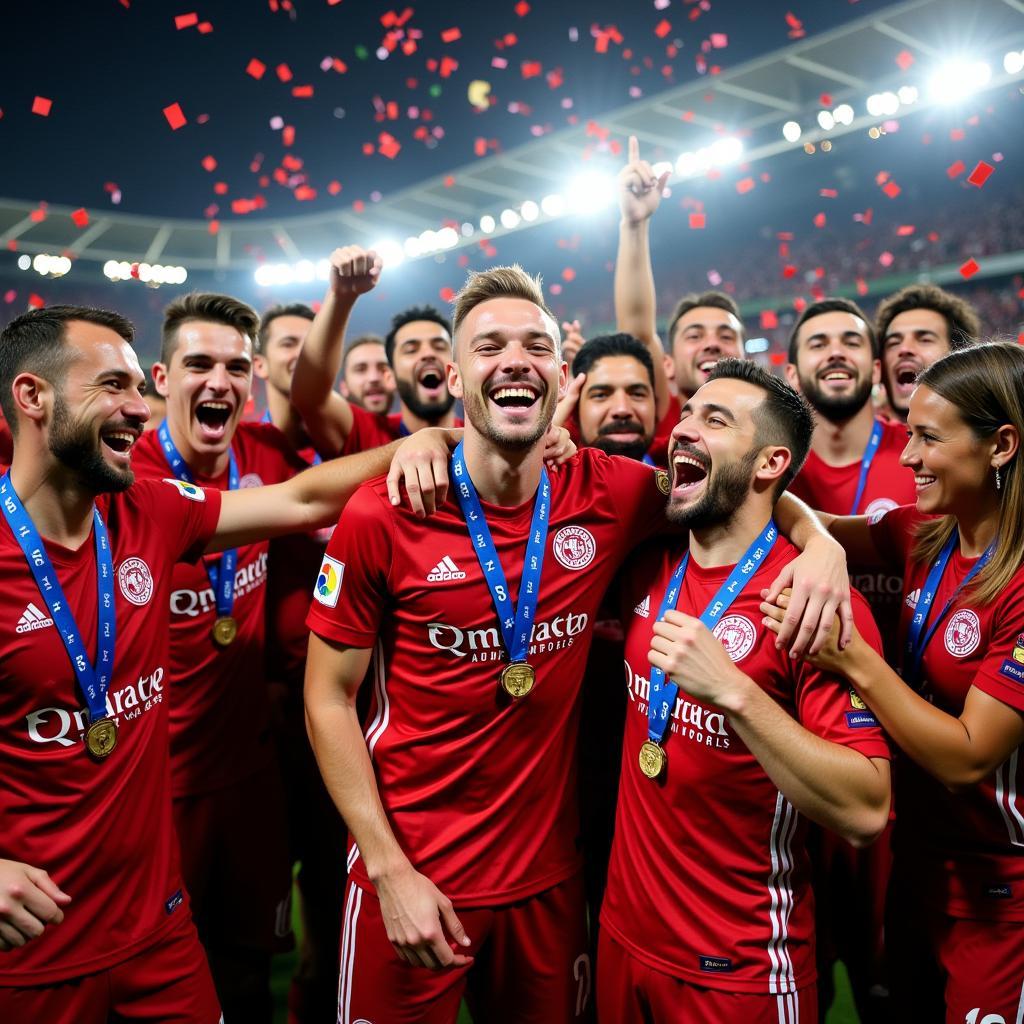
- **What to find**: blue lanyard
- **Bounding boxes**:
[642,453,655,467]
[158,421,238,618]
[904,529,994,685]
[451,441,550,665]
[849,418,884,515]
[647,520,778,746]
[262,408,321,465]
[1,473,116,723]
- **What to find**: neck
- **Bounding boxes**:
[461,430,543,506]
[809,402,876,467]
[402,403,456,434]
[9,457,97,549]
[266,386,305,448]
[956,493,1002,558]
[166,417,230,479]
[689,495,775,569]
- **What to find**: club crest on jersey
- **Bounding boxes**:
[163,478,204,501]
[118,557,154,606]
[314,555,344,608]
[1013,633,1024,665]
[655,470,671,496]
[552,525,596,571]
[239,473,264,489]
[864,497,898,524]
[713,615,756,662]
[944,609,981,658]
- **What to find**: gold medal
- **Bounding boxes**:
[638,740,666,779]
[86,718,118,760]
[212,616,238,646]
[500,661,536,699]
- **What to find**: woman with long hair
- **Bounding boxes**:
[762,341,1024,1023]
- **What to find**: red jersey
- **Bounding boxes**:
[341,404,463,456]
[0,479,221,985]
[871,505,1024,921]
[646,393,680,469]
[601,537,889,994]
[306,448,669,905]
[790,417,915,659]
[132,423,305,797]
[0,415,12,468]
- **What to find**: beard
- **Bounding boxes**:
[396,375,455,423]
[50,393,135,494]
[461,382,555,452]
[798,371,873,423]
[589,421,653,461]
[665,446,758,531]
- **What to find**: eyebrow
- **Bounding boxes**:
[96,368,145,392]
[806,330,866,343]
[680,401,736,423]
[470,329,555,345]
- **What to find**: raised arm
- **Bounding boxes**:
[615,135,671,419]
[289,245,383,456]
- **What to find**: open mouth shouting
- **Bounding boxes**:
[892,360,921,400]
[194,400,234,443]
[489,382,541,420]
[100,424,142,463]
[416,362,447,401]
[671,444,710,500]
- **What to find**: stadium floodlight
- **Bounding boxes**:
[928,59,992,103]
[897,85,918,105]
[403,236,423,258]
[1005,50,1024,75]
[293,259,315,283]
[461,222,474,237]
[709,136,744,164]
[651,160,673,180]
[479,214,496,234]
[500,208,521,229]
[745,337,770,354]
[540,193,565,217]
[371,239,405,267]
[566,171,617,211]
[866,91,900,117]
[520,200,539,222]
[817,110,835,131]
[17,254,31,271]
[782,120,802,142]
[436,226,460,249]
[833,104,855,126]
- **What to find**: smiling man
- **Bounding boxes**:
[340,334,395,414]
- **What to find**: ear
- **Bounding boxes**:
[252,354,268,381]
[447,360,463,400]
[11,372,50,426]
[151,362,171,399]
[871,357,882,388]
[556,356,570,400]
[339,380,352,399]
[754,444,792,489]
[784,364,800,391]
[992,423,1020,469]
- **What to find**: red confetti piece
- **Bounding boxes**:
[29,206,47,223]
[896,224,915,236]
[198,21,213,33]
[895,49,914,71]
[967,160,994,187]
[878,251,894,268]
[443,175,455,187]
[441,27,461,43]
[813,212,826,228]
[689,213,706,229]
[514,1,530,15]
[782,265,797,279]
[440,56,459,78]
[474,137,488,157]
[294,186,316,201]
[710,33,728,48]
[521,60,542,78]
[31,96,52,117]
[735,177,755,194]
[378,132,401,159]
[946,160,965,178]
[654,19,672,38]
[70,208,89,228]
[201,155,217,172]
[327,180,342,195]
[950,128,965,142]
[246,58,266,79]
[561,267,576,282]
[819,93,832,107]
[292,84,313,98]
[208,220,220,235]
[28,294,45,310]
[174,12,198,29]
[282,125,295,146]
[353,199,365,213]
[760,310,778,329]
[856,278,868,296]
[213,182,228,194]
[769,351,786,366]
[439,286,456,302]
[960,258,980,279]
[276,63,293,83]
[882,181,901,199]
[820,188,837,198]
[163,103,187,130]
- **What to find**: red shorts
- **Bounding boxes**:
[0,914,221,1024]
[888,886,1024,1024]
[596,929,817,1024]
[173,761,293,952]
[337,872,591,1024]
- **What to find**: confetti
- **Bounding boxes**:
[276,63,293,82]
[378,132,401,159]
[689,212,706,229]
[174,12,198,29]
[654,19,672,38]
[514,1,530,15]
[246,58,266,79]
[71,208,89,228]
[441,27,461,43]
[736,177,755,194]
[31,96,53,117]
[521,60,542,78]
[760,310,779,330]
[895,49,914,71]
[561,267,576,281]
[327,180,342,195]
[292,84,314,97]
[959,258,980,279]
[967,160,994,187]
[813,212,826,228]
[198,21,213,33]
[28,294,45,310]
[882,181,901,199]
[201,155,217,172]
[468,80,491,110]
[896,224,915,236]
[710,33,728,48]
[163,103,187,130]
[440,286,456,302]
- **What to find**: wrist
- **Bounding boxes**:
[619,216,649,232]
[366,850,414,887]
[715,667,757,718]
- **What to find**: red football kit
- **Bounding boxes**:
[871,504,1024,1021]
[306,448,668,1020]
[0,479,221,999]
[341,403,463,456]
[599,537,888,1015]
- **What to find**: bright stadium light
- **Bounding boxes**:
[782,120,802,142]
[817,110,835,131]
[17,254,31,271]
[371,239,405,267]
[709,136,744,164]
[479,214,496,234]
[897,85,919,105]
[866,91,899,117]
[833,103,854,126]
[1005,50,1024,75]
[540,193,565,217]
[566,171,617,211]
[928,59,992,103]
[520,200,539,222]
[500,208,521,229]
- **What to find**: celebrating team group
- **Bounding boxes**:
[0,137,1021,1024]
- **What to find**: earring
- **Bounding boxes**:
[996,466,1002,491]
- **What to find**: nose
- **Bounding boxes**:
[609,390,633,419]
[899,434,919,468]
[207,362,230,392]
[670,415,700,446]
[499,341,531,375]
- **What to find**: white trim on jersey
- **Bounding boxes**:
[995,751,1024,848]
[364,639,391,756]
[767,792,798,995]
[337,881,363,1024]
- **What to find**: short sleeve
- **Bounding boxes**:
[145,479,222,564]
[342,404,396,456]
[305,483,392,647]
[605,453,672,546]
[969,586,1024,714]
[795,592,891,761]
[868,503,920,569]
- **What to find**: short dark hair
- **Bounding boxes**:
[787,297,877,363]
[875,283,980,353]
[706,358,814,498]
[256,302,315,356]
[161,292,260,366]
[343,334,387,374]
[667,291,744,344]
[571,332,655,388]
[384,306,452,365]
[0,306,135,437]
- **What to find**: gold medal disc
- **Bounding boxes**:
[638,740,666,779]
[500,662,536,699]
[86,718,118,760]
[212,616,238,646]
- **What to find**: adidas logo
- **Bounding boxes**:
[427,556,467,582]
[634,594,650,618]
[17,602,54,634]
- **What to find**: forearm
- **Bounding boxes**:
[719,671,890,846]
[774,492,829,551]
[291,290,354,411]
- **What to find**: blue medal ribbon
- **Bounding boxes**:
[647,520,778,747]
[1,473,116,727]
[261,408,321,465]
[451,440,550,669]
[904,529,994,685]
[159,420,238,619]
[849,418,884,515]
[642,453,656,467]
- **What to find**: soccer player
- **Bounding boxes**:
[0,304,452,1022]
[304,266,854,1024]
[875,283,980,421]
[763,341,1024,1024]
[341,333,396,414]
[252,302,315,438]
[599,360,891,1024]
[289,245,460,457]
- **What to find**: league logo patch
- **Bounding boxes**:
[118,557,154,606]
[655,469,671,496]
[163,478,204,501]
[699,955,733,973]
[165,889,184,915]
[1012,633,1024,665]
[845,711,879,729]
[864,497,898,524]
[713,615,756,663]
[239,473,264,489]
[552,525,596,571]
[999,659,1024,685]
[944,609,981,658]
[313,555,344,608]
